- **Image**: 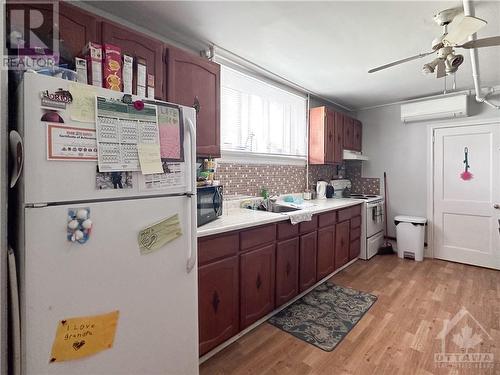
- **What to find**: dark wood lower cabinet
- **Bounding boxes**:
[275,238,299,307]
[197,204,362,356]
[240,244,276,329]
[335,221,350,269]
[349,238,361,260]
[316,225,335,280]
[198,256,239,356]
[299,231,317,292]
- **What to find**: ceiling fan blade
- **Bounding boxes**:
[444,16,487,45]
[435,60,446,78]
[368,51,434,73]
[458,36,500,49]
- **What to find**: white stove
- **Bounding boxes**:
[331,180,385,260]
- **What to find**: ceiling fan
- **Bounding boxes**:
[368,7,500,78]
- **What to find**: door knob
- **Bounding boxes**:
[494,203,500,209]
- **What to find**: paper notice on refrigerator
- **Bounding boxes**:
[47,124,98,161]
[157,104,183,161]
[139,162,186,191]
[138,214,182,255]
[49,310,119,363]
[69,83,96,123]
[95,96,159,172]
[137,143,163,174]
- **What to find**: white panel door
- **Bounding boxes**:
[22,196,198,375]
[433,123,500,269]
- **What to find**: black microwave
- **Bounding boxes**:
[197,186,223,227]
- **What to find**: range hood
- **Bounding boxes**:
[343,150,369,161]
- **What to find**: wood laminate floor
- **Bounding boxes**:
[200,255,500,375]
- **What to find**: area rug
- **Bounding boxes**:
[268,282,377,351]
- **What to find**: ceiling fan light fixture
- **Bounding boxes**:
[445,52,464,72]
[422,58,440,74]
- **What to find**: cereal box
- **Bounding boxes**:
[103,44,122,91]
[82,42,102,87]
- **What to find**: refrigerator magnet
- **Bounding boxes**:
[67,208,92,244]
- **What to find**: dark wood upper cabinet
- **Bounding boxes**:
[275,237,299,307]
[335,220,350,269]
[101,21,165,100]
[299,231,317,292]
[6,2,99,66]
[240,244,276,329]
[167,47,220,158]
[309,106,335,165]
[353,119,362,152]
[343,116,354,151]
[333,112,344,163]
[316,225,335,280]
[198,256,239,356]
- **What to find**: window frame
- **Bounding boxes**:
[219,65,308,165]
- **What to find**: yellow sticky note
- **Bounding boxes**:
[69,83,96,123]
[138,214,182,255]
[50,310,119,363]
[137,144,163,175]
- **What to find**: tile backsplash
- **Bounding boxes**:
[213,160,380,198]
[215,163,306,197]
[345,161,380,195]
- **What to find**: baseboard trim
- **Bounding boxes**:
[199,257,359,364]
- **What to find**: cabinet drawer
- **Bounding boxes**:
[351,204,362,217]
[198,233,239,266]
[351,215,361,229]
[277,221,299,240]
[338,207,352,222]
[299,215,318,234]
[240,224,276,251]
[318,211,337,228]
[350,227,361,241]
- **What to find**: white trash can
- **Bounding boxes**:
[394,215,427,261]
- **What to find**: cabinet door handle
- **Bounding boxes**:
[193,96,201,115]
[286,262,291,276]
[494,203,500,209]
[328,132,333,142]
[211,291,220,313]
[256,274,262,290]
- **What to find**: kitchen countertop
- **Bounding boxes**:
[197,198,363,237]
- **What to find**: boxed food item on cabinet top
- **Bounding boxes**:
[103,44,122,91]
[82,42,102,87]
[123,54,133,95]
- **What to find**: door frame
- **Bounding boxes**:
[426,117,500,259]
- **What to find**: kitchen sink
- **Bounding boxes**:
[270,205,302,213]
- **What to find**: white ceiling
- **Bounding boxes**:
[88,1,500,109]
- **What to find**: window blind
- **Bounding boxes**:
[221,66,307,157]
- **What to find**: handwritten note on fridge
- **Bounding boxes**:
[138,214,182,255]
[49,310,119,363]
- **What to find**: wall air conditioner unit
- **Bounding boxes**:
[400,93,469,123]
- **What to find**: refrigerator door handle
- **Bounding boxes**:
[185,117,197,273]
[9,130,24,188]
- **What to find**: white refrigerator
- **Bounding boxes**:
[11,73,199,374]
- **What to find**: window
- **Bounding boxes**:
[220,66,307,158]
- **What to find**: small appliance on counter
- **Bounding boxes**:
[326,183,334,198]
[316,181,328,199]
[197,185,223,227]
[331,179,351,198]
